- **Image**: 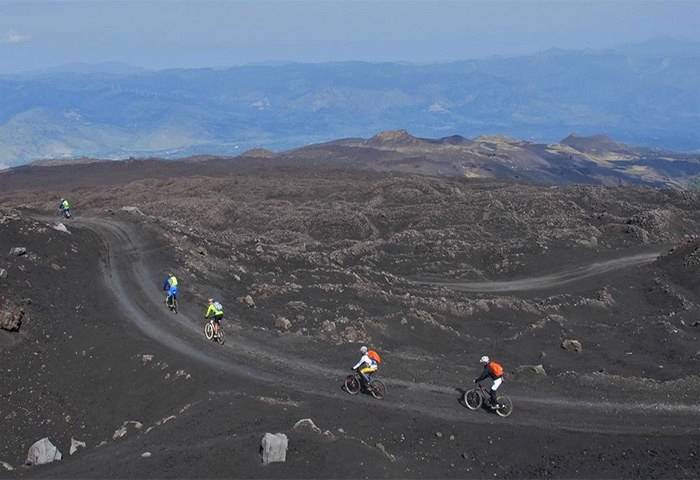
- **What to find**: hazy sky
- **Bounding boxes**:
[0,0,699,72]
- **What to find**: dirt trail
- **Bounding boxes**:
[415,252,661,292]
[56,214,700,435]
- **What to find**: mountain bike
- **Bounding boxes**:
[204,318,225,345]
[58,208,71,219]
[343,371,385,400]
[463,382,512,417]
[166,294,178,314]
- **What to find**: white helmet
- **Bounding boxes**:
[480,355,489,365]
[360,346,368,354]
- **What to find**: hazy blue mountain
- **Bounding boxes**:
[1,44,699,167]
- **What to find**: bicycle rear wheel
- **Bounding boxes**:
[217,328,225,345]
[464,389,483,410]
[344,375,360,395]
[369,380,386,400]
[495,395,513,418]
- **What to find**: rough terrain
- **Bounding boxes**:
[1,160,700,478]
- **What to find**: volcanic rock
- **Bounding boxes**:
[26,438,62,465]
[241,295,256,308]
[52,223,71,234]
[0,268,7,279]
[561,339,583,352]
[517,364,547,376]
[0,305,24,332]
[293,418,322,434]
[69,437,86,455]
[8,247,26,256]
[261,432,288,464]
[274,316,292,331]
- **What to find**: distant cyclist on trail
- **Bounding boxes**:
[474,355,504,408]
[163,272,178,308]
[59,198,71,218]
[352,346,381,387]
[204,298,224,337]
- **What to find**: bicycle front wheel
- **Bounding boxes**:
[204,322,214,340]
[464,389,483,410]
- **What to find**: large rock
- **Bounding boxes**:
[0,305,24,332]
[8,247,26,257]
[260,433,288,464]
[517,364,547,376]
[274,316,292,331]
[241,295,256,308]
[561,338,583,352]
[26,438,62,465]
[52,223,71,234]
[0,268,7,279]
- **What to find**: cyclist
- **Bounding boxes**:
[352,346,378,387]
[163,272,178,308]
[59,198,71,218]
[474,355,504,408]
[204,298,224,337]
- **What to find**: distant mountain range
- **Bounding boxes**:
[1,39,699,168]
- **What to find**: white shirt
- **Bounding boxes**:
[353,354,376,370]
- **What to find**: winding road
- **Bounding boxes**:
[415,252,661,292]
[63,214,699,435]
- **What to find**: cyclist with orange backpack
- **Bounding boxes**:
[474,355,504,408]
[352,346,381,386]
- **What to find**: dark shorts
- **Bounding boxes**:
[212,315,223,325]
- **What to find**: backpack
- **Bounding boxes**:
[488,361,504,377]
[214,301,223,311]
[367,350,382,364]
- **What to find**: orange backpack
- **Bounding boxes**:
[488,361,504,377]
[367,350,382,364]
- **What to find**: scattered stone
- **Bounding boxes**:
[517,364,547,376]
[0,268,6,279]
[241,295,256,308]
[261,433,288,464]
[141,354,154,364]
[52,223,71,234]
[435,432,443,438]
[449,435,455,441]
[255,244,264,255]
[196,246,208,256]
[293,418,322,434]
[141,452,152,458]
[561,338,583,352]
[69,437,86,455]
[121,206,145,216]
[0,461,14,471]
[112,420,144,439]
[274,316,292,331]
[51,263,62,271]
[9,247,26,257]
[26,438,62,465]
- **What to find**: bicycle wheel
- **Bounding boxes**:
[464,389,483,410]
[369,380,386,400]
[204,322,214,340]
[172,298,178,314]
[344,375,361,395]
[495,395,513,418]
[217,328,225,345]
